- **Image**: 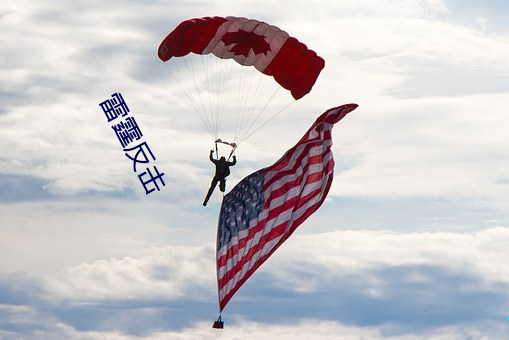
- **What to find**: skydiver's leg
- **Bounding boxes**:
[219,178,226,192]
[203,178,219,206]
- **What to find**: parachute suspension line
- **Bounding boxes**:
[235,67,253,140]
[181,57,217,141]
[200,54,216,140]
[201,54,226,141]
[235,67,266,143]
[224,62,236,133]
[238,77,282,142]
[233,63,245,143]
[220,59,234,137]
[231,64,277,146]
[240,99,295,144]
[200,55,237,143]
[163,26,217,143]
[163,61,215,141]
[208,57,224,139]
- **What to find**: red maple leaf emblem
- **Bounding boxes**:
[221,30,271,57]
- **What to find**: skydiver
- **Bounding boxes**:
[203,149,236,206]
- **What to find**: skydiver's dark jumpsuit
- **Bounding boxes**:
[203,150,237,206]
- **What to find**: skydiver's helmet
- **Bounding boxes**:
[220,157,226,162]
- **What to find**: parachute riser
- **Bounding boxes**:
[227,147,236,162]
[215,138,237,161]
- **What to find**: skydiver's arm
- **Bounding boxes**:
[229,156,237,166]
[209,150,215,162]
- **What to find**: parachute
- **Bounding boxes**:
[158,16,325,148]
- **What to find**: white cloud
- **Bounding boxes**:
[266,227,509,292]
[330,93,509,209]
[0,198,218,275]
[43,244,216,302]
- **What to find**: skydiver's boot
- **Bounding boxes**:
[203,189,212,206]
[203,181,217,206]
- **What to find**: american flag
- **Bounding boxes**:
[216,103,358,311]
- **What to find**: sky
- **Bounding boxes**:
[1,0,509,339]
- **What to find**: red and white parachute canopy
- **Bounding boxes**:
[158,16,325,147]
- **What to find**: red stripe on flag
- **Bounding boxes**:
[265,150,330,186]
[267,155,333,201]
